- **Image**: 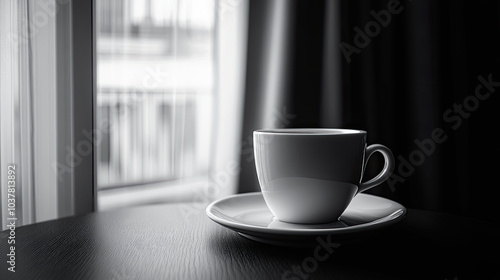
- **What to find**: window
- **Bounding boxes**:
[1,0,247,220]
[95,0,215,190]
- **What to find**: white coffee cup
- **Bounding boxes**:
[254,128,395,224]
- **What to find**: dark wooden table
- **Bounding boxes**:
[1,201,498,280]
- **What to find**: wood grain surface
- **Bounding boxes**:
[1,202,498,279]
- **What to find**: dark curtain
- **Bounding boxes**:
[237,0,500,222]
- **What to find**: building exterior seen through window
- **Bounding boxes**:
[96,0,215,188]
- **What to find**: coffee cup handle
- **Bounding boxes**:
[358,144,395,193]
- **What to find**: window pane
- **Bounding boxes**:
[95,0,215,188]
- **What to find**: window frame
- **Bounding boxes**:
[71,0,96,214]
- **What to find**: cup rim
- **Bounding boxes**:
[254,128,367,135]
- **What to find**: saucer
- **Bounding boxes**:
[206,192,406,247]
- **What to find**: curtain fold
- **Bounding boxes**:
[238,0,499,222]
[1,0,37,228]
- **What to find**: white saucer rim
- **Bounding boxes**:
[206,192,406,236]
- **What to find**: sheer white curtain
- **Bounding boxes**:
[0,0,93,229]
